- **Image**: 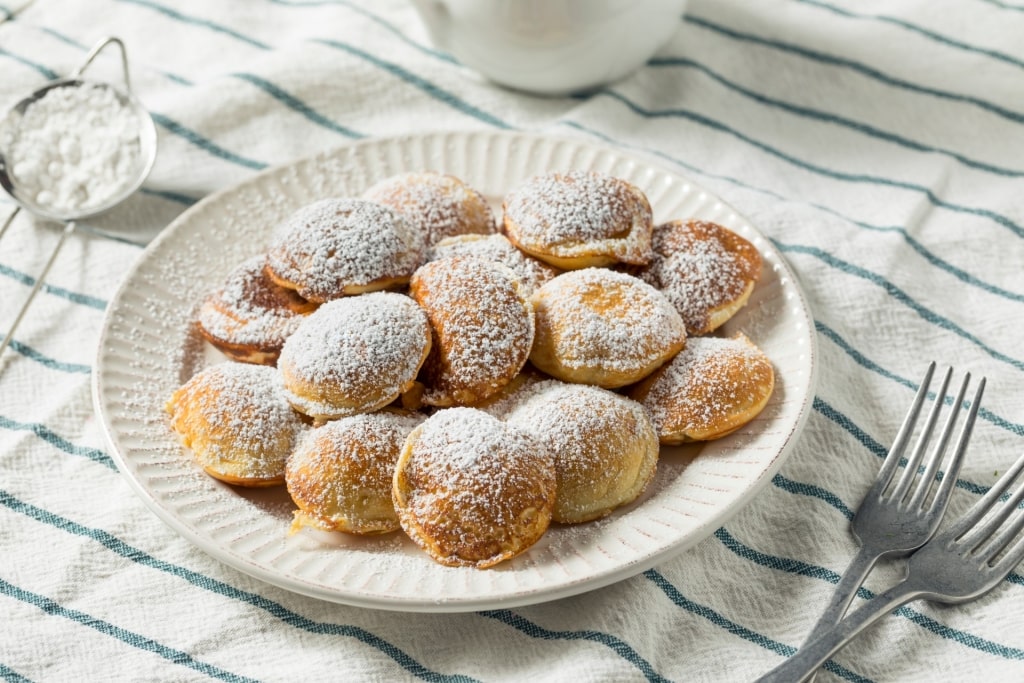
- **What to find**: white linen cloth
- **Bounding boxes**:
[2,1,1024,681]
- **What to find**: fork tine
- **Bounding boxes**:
[909,374,982,511]
[966,468,1024,560]
[993,531,1024,574]
[890,365,952,503]
[868,362,937,499]
[945,452,1024,541]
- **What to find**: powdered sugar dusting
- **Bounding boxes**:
[278,292,429,414]
[197,255,314,351]
[639,335,771,435]
[639,220,762,334]
[504,380,658,522]
[411,256,535,405]
[532,269,685,374]
[363,172,497,246]
[286,411,424,531]
[267,198,425,301]
[167,362,306,480]
[428,233,559,298]
[503,171,652,263]
[396,408,555,565]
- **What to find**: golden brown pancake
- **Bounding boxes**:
[503,171,653,269]
[166,362,306,486]
[630,333,774,443]
[393,407,556,568]
[266,198,425,302]
[277,292,432,420]
[529,268,686,388]
[637,219,762,335]
[196,255,317,365]
[362,171,497,247]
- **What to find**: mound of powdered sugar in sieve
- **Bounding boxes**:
[1,82,143,214]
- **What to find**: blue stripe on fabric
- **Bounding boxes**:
[35,26,195,86]
[313,39,511,129]
[0,263,107,310]
[560,120,1024,305]
[978,0,1024,11]
[598,89,1024,239]
[772,473,855,520]
[776,241,1024,372]
[811,396,992,498]
[0,416,115,470]
[0,490,479,683]
[6,340,91,374]
[814,320,1024,441]
[116,0,271,50]
[0,663,33,683]
[141,187,198,206]
[0,578,261,683]
[266,0,458,64]
[150,112,267,170]
[685,15,1024,125]
[642,569,873,682]
[478,610,669,683]
[795,0,1024,72]
[714,529,863,597]
[713,529,1024,660]
[119,0,495,135]
[0,47,59,79]
[646,56,1024,178]
[230,73,364,139]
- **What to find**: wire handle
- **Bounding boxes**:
[69,36,133,92]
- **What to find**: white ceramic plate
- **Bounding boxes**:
[92,130,817,612]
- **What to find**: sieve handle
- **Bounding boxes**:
[70,37,133,93]
[0,220,77,363]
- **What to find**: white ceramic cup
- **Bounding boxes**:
[409,0,689,96]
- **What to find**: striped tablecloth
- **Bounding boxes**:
[2,1,1024,681]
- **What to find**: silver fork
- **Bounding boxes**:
[758,450,1024,682]
[800,363,984,648]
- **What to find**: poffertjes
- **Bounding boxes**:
[392,408,556,568]
[637,219,762,336]
[277,292,431,420]
[266,198,425,301]
[166,362,307,486]
[362,171,497,248]
[286,410,424,535]
[196,255,317,365]
[505,380,659,524]
[410,256,535,407]
[503,171,653,269]
[630,333,774,443]
[529,268,686,388]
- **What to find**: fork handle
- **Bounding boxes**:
[756,579,925,683]
[799,546,882,648]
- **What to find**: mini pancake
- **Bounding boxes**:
[637,219,762,335]
[265,198,425,302]
[286,410,424,535]
[392,407,556,568]
[502,171,653,269]
[196,255,318,365]
[166,362,306,486]
[429,233,560,298]
[630,333,775,443]
[362,171,497,247]
[505,380,659,524]
[410,255,535,407]
[277,292,432,420]
[529,268,686,388]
